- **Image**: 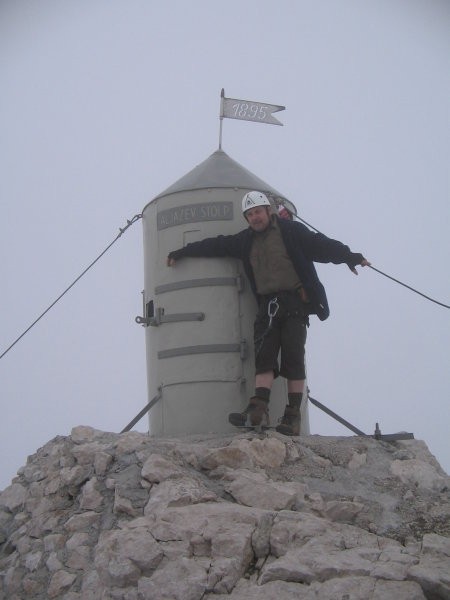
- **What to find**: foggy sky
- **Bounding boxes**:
[1,0,449,490]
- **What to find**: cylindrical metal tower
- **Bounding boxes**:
[140,149,310,437]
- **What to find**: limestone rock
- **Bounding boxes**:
[79,477,103,510]
[0,483,27,511]
[141,453,186,483]
[224,469,306,511]
[47,570,77,598]
[200,436,286,471]
[391,458,448,492]
[138,557,208,600]
[144,476,218,515]
[407,533,450,599]
[0,428,448,599]
[94,528,164,587]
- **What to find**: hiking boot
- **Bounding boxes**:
[228,397,269,427]
[276,405,301,436]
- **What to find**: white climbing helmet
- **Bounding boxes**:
[241,191,271,214]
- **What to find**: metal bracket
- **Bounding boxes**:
[308,394,414,442]
[158,342,242,359]
[136,307,205,327]
[121,388,162,433]
[373,423,414,441]
[137,275,244,327]
[155,275,244,295]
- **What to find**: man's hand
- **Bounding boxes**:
[350,258,371,275]
[167,256,176,267]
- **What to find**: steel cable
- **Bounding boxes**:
[294,214,449,310]
[0,214,142,361]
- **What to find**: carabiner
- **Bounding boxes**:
[267,296,279,319]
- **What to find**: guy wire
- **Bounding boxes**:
[0,214,142,361]
[294,214,449,310]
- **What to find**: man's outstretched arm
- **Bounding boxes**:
[297,225,371,273]
[166,231,246,267]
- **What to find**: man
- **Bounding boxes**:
[167,191,370,436]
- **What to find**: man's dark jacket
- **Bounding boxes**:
[168,216,364,321]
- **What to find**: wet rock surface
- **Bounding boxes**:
[0,427,448,599]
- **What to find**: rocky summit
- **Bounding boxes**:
[0,426,449,600]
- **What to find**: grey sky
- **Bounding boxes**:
[1,0,449,490]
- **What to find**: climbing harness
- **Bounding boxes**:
[267,296,280,327]
[254,293,309,358]
[254,296,279,358]
[0,213,142,361]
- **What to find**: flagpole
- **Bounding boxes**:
[219,88,225,149]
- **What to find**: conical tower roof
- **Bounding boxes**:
[152,149,288,202]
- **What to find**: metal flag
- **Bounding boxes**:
[220,89,285,126]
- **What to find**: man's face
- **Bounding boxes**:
[245,206,271,232]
